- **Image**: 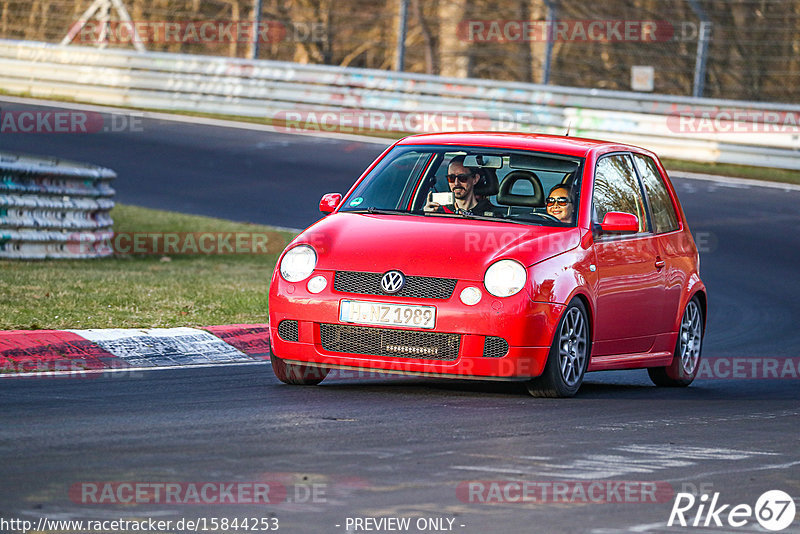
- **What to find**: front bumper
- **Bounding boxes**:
[268,270,564,379]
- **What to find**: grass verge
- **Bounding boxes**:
[662,158,800,185]
[0,204,297,330]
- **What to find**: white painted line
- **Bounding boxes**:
[669,170,800,192]
[0,95,392,146]
[450,445,781,481]
[450,465,537,476]
[595,520,769,533]
[590,524,665,534]
[662,459,800,485]
[590,523,752,534]
[616,444,779,460]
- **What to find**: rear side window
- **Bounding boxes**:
[633,155,680,234]
[593,154,650,233]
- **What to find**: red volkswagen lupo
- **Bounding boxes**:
[268,133,706,397]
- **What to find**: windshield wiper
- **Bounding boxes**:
[367,207,407,215]
[345,207,420,216]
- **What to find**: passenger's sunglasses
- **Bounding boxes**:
[546,196,571,207]
[446,173,474,183]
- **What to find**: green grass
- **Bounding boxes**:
[0,204,297,330]
[662,158,800,185]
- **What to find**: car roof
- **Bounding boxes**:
[395,132,645,158]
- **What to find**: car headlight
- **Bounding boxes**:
[280,245,317,282]
[484,259,527,297]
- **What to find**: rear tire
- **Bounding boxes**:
[526,299,590,398]
[269,341,329,385]
[648,296,703,387]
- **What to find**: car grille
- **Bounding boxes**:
[483,336,509,358]
[277,320,299,342]
[319,323,460,361]
[333,271,457,299]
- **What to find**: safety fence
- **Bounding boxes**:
[0,150,115,259]
[2,0,799,103]
[1,39,799,170]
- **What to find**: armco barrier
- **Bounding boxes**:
[1,39,799,169]
[0,151,115,259]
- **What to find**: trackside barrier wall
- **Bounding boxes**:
[0,151,115,259]
[0,40,799,169]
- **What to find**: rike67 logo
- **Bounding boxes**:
[668,490,796,531]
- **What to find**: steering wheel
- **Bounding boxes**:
[531,212,561,223]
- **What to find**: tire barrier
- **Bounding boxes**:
[1,39,800,169]
[0,151,115,259]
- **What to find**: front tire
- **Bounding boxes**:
[270,341,329,385]
[526,299,590,398]
[648,296,703,387]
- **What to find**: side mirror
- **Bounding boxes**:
[600,212,639,234]
[319,193,342,214]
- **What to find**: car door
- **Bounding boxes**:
[631,153,686,350]
[591,153,665,357]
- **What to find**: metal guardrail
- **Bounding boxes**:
[1,39,799,169]
[0,151,115,259]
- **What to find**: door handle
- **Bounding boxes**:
[655,259,665,269]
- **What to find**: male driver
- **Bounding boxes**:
[424,156,493,215]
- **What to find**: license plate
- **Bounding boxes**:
[339,300,436,329]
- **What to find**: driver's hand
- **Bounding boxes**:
[424,192,440,213]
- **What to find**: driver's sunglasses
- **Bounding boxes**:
[546,196,571,207]
[446,173,473,183]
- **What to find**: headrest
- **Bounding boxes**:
[474,168,499,197]
[497,170,544,207]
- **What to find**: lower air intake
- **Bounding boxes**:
[483,336,509,358]
[277,320,299,342]
[320,323,460,361]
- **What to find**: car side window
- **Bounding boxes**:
[593,154,650,233]
[633,154,680,234]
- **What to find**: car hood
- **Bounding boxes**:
[292,213,581,280]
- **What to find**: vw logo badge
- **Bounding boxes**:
[380,270,406,294]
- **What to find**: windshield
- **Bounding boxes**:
[339,145,583,226]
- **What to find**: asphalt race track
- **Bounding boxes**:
[1,99,799,533]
